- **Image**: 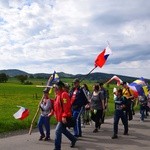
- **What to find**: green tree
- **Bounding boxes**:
[0,73,9,83]
[16,75,28,84]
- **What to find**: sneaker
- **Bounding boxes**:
[70,138,77,148]
[111,134,118,139]
[81,124,85,128]
[39,135,45,141]
[93,128,98,133]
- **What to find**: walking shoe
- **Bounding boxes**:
[39,135,45,141]
[44,137,51,141]
[70,138,77,148]
[123,132,129,135]
[93,128,98,133]
[74,134,82,138]
[111,134,118,139]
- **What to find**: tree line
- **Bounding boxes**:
[0,73,32,84]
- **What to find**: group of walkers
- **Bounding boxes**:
[37,78,150,150]
[112,81,150,139]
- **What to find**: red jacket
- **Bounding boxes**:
[53,90,72,122]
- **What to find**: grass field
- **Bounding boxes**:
[0,77,118,133]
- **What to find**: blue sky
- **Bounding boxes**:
[0,0,150,79]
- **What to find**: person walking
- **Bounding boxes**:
[138,94,147,122]
[112,89,128,139]
[122,81,134,121]
[99,82,109,123]
[81,83,91,126]
[90,84,105,133]
[70,78,88,137]
[38,88,52,141]
[51,81,77,150]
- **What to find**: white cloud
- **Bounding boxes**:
[0,0,150,79]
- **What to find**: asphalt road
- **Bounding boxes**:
[0,113,150,150]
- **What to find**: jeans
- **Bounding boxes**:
[140,105,146,121]
[113,110,128,135]
[54,122,76,150]
[72,107,83,136]
[38,115,50,138]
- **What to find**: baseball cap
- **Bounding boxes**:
[53,80,65,88]
[43,88,49,93]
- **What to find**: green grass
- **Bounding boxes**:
[0,77,121,133]
[0,78,57,133]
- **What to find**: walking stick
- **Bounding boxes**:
[28,95,44,135]
[28,75,53,135]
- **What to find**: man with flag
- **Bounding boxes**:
[38,88,52,141]
[29,71,59,135]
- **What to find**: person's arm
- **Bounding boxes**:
[40,99,51,111]
[102,99,105,110]
[128,88,134,99]
[61,92,71,118]
[99,92,105,110]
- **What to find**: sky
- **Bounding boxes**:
[0,0,150,79]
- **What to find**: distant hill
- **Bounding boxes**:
[0,69,149,83]
[0,69,29,77]
[73,72,141,83]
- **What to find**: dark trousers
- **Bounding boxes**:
[125,100,133,120]
[131,100,135,115]
[140,105,146,121]
[91,109,103,129]
[113,110,128,135]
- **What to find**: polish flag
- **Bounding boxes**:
[13,106,29,120]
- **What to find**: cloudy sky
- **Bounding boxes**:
[0,0,150,79]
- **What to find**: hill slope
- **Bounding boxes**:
[0,69,29,77]
[0,69,149,83]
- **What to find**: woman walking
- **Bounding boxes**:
[90,84,105,133]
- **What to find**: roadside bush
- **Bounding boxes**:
[24,81,33,85]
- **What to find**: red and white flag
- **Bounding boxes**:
[106,75,123,86]
[13,106,29,120]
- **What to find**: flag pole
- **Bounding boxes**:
[28,96,44,135]
[104,79,111,85]
[80,66,97,82]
